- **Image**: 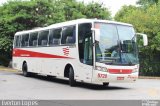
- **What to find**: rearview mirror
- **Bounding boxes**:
[136,33,148,46]
[91,28,100,42]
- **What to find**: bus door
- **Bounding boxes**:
[78,23,93,82]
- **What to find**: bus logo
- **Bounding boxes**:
[63,47,70,56]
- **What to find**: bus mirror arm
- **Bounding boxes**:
[92,41,99,47]
[91,28,100,42]
[136,33,148,46]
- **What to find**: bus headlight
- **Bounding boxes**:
[95,66,108,72]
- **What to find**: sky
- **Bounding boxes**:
[0,0,7,4]
[0,0,138,16]
[77,0,138,16]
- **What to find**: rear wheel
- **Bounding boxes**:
[69,67,76,87]
[22,63,30,77]
[103,82,109,87]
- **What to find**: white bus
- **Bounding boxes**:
[12,19,148,86]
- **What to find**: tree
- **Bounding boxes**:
[0,0,111,66]
[137,0,159,5]
[114,2,160,76]
[0,0,56,66]
[82,2,111,19]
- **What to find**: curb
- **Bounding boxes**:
[0,66,19,73]
[139,76,160,79]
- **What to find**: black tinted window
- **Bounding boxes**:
[49,28,61,45]
[38,30,49,46]
[14,35,21,48]
[78,23,93,65]
[21,34,29,47]
[29,32,38,46]
[61,25,76,44]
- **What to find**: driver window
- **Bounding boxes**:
[78,23,93,65]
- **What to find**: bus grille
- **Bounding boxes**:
[108,69,132,74]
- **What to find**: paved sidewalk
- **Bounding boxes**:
[0,66,18,72]
[139,76,160,79]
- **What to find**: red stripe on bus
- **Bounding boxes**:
[63,51,69,53]
[108,69,132,74]
[63,48,69,50]
[13,49,73,59]
[63,50,69,52]
[64,53,69,54]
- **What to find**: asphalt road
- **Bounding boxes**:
[0,70,160,100]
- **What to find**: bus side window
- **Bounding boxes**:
[61,25,76,44]
[14,35,21,48]
[38,30,49,46]
[49,28,61,45]
[21,34,29,47]
[29,32,38,47]
[78,23,92,65]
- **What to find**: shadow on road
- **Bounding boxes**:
[17,73,130,90]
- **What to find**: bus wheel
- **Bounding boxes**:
[22,63,30,77]
[69,67,76,87]
[103,82,109,87]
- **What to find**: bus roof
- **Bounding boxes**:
[15,18,133,36]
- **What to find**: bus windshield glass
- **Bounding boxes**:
[95,23,138,65]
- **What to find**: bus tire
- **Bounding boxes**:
[103,82,109,87]
[69,67,76,87]
[22,63,30,77]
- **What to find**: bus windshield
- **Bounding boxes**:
[95,23,138,65]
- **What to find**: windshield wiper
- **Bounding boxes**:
[98,57,119,64]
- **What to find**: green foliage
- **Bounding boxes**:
[115,1,160,76]
[0,0,111,66]
[82,2,111,19]
[0,37,12,52]
[0,37,12,66]
[137,0,159,5]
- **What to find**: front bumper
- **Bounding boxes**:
[92,71,138,83]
